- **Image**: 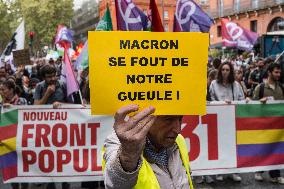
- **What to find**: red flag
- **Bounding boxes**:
[55,25,79,97]
[149,0,164,32]
[221,18,258,51]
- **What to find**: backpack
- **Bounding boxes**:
[259,82,284,99]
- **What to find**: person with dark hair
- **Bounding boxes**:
[33,64,71,189]
[55,56,63,77]
[206,69,218,101]
[48,58,55,65]
[209,62,245,102]
[253,63,284,101]
[7,75,16,83]
[248,58,266,92]
[29,77,40,99]
[33,64,70,189]
[2,80,27,106]
[0,66,7,81]
[244,63,256,89]
[252,63,284,184]
[208,58,222,75]
[30,65,39,78]
[5,63,14,75]
[209,62,244,182]
[34,64,70,107]
[235,69,248,97]
[212,58,222,70]
[1,80,27,189]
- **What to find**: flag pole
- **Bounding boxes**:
[275,50,284,63]
[78,88,84,105]
[64,47,84,105]
[161,0,165,27]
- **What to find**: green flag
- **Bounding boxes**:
[96,5,113,31]
[75,5,113,71]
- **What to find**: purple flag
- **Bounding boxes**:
[55,25,79,97]
[115,0,149,31]
[174,0,213,32]
[55,25,74,48]
[64,49,79,96]
[221,18,259,51]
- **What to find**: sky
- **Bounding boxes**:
[74,0,98,10]
[73,0,85,10]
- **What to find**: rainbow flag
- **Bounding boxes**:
[0,109,18,182]
[236,104,284,168]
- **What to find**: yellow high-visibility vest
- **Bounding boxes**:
[103,134,194,189]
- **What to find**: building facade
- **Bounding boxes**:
[98,0,209,31]
[209,0,284,45]
[98,0,284,46]
[98,0,175,31]
[72,0,100,43]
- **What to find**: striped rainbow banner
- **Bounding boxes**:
[236,103,284,168]
[0,109,18,181]
[1,104,284,182]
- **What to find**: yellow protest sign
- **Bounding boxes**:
[89,31,208,115]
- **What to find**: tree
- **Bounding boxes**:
[0,0,16,52]
[0,0,74,54]
[20,0,74,52]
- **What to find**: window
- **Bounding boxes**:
[250,20,257,32]
[218,0,224,17]
[275,0,284,4]
[164,23,169,32]
[267,17,284,32]
[200,0,208,5]
[234,0,240,12]
[252,0,259,9]
[164,10,169,19]
[217,25,222,37]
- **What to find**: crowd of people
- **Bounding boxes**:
[0,56,90,109]
[0,57,93,189]
[0,52,284,188]
[199,53,284,184]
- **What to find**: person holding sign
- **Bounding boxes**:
[209,62,244,182]
[103,104,193,189]
[33,64,71,189]
[252,63,284,184]
[34,65,70,108]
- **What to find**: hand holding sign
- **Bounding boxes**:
[114,104,156,172]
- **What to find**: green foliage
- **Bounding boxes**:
[20,0,74,50]
[0,0,74,53]
[209,49,222,58]
[0,0,15,51]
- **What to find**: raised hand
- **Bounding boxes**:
[114,104,156,172]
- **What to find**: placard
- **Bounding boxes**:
[88,32,209,115]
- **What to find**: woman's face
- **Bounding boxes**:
[235,70,243,81]
[2,85,14,99]
[221,64,231,80]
